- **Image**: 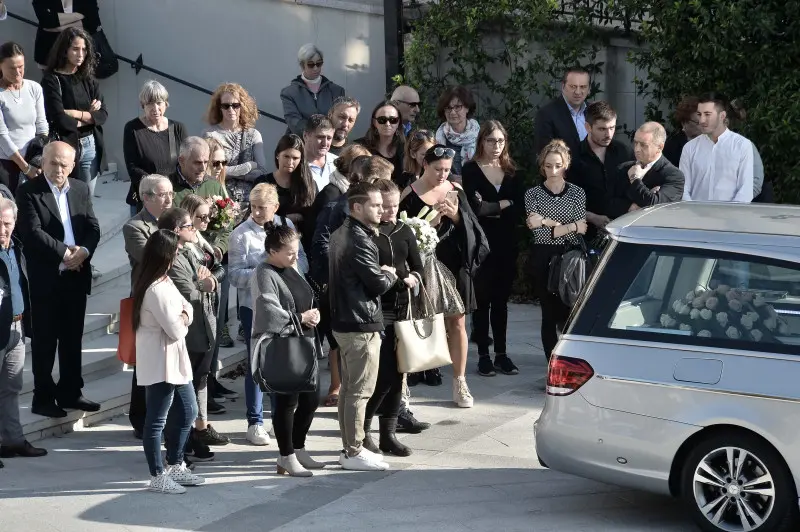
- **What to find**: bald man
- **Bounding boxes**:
[15,141,101,418]
[390,85,421,136]
[607,122,685,218]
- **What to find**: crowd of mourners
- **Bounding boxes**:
[0,27,770,493]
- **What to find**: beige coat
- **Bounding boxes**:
[135,277,194,386]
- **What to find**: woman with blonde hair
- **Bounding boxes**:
[203,83,267,207]
[524,139,587,362]
[204,136,229,197]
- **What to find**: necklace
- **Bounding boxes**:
[1,81,23,103]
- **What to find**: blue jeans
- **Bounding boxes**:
[240,306,275,426]
[77,134,100,197]
[143,381,198,477]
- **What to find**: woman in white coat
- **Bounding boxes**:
[134,229,204,494]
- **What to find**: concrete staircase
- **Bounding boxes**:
[19,178,248,442]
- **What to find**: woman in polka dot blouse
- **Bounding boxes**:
[524,139,588,362]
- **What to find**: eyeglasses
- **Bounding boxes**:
[433,147,456,158]
[148,191,174,199]
[211,160,227,168]
[412,130,434,141]
[485,138,506,146]
[375,116,400,125]
[305,61,324,69]
[445,104,464,113]
[195,214,211,222]
[220,103,241,111]
[398,100,421,108]
[179,223,196,230]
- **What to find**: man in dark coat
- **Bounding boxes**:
[533,67,591,157]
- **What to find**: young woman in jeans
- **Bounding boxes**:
[133,229,204,494]
[41,27,107,197]
[251,224,323,477]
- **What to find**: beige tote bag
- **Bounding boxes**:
[395,286,452,374]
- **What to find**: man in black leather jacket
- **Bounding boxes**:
[328,181,397,471]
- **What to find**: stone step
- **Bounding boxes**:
[93,179,132,247]
[19,334,248,443]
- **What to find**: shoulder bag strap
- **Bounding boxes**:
[237,129,247,165]
[168,121,177,165]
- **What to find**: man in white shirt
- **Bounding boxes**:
[680,93,754,203]
[304,114,338,192]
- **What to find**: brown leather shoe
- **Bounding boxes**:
[0,440,48,458]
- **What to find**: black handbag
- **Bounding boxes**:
[91,29,119,79]
[548,239,590,307]
[252,313,319,394]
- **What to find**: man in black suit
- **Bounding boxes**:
[533,67,591,157]
[607,122,685,218]
[15,141,101,418]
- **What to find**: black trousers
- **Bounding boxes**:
[532,245,571,360]
[273,389,319,456]
[30,273,88,406]
[365,326,403,420]
[129,366,147,432]
[473,250,517,356]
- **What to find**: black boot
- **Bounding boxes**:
[363,417,382,454]
[379,417,412,457]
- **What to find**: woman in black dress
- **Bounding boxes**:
[524,140,588,362]
[399,145,477,409]
[123,80,187,215]
[463,120,524,377]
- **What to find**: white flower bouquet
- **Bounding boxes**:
[659,280,790,342]
[399,207,440,257]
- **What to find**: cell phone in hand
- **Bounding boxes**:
[445,190,459,203]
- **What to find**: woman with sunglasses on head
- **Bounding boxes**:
[396,129,436,191]
[124,80,187,216]
[157,207,220,465]
[354,101,405,183]
[435,86,479,176]
[462,120,524,377]
[400,145,485,409]
[203,83,267,210]
[281,43,345,137]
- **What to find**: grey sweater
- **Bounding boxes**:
[0,80,48,159]
[250,261,301,338]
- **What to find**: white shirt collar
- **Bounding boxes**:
[44,175,70,194]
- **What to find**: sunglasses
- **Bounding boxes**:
[179,223,196,230]
[433,147,456,158]
[211,160,227,168]
[375,116,400,125]
[398,100,421,108]
[306,61,324,69]
[412,130,434,141]
[195,214,211,222]
[220,102,241,110]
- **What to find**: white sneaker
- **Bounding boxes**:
[166,463,205,486]
[340,450,389,471]
[453,376,474,408]
[295,448,325,470]
[246,424,271,446]
[148,472,186,494]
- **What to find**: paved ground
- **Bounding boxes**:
[0,305,696,531]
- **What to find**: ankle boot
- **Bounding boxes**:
[379,417,412,457]
[363,417,382,454]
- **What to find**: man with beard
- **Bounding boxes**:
[566,101,633,239]
[328,97,360,156]
[391,85,421,137]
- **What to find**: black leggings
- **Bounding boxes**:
[473,250,517,355]
[365,326,403,420]
[532,245,571,360]
[273,389,319,456]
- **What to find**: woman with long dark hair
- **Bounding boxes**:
[133,229,204,494]
[463,120,524,377]
[257,134,317,248]
[41,27,107,197]
[354,101,405,182]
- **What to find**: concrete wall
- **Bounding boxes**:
[2,0,386,177]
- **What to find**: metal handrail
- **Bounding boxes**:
[6,11,287,125]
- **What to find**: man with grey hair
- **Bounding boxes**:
[281,43,346,136]
[328,96,360,155]
[390,85,421,136]
[122,174,174,438]
[170,136,225,206]
[0,197,47,464]
[608,121,685,218]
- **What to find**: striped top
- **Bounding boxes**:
[524,182,586,246]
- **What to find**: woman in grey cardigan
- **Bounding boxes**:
[251,224,323,477]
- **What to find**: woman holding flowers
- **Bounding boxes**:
[400,145,481,408]
[362,179,424,456]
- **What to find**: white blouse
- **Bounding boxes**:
[135,277,194,386]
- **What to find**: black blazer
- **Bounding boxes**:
[15,176,100,296]
[33,0,101,65]
[0,237,32,342]
[533,97,583,157]
[608,156,685,218]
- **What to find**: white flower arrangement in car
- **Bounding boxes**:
[659,280,791,342]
